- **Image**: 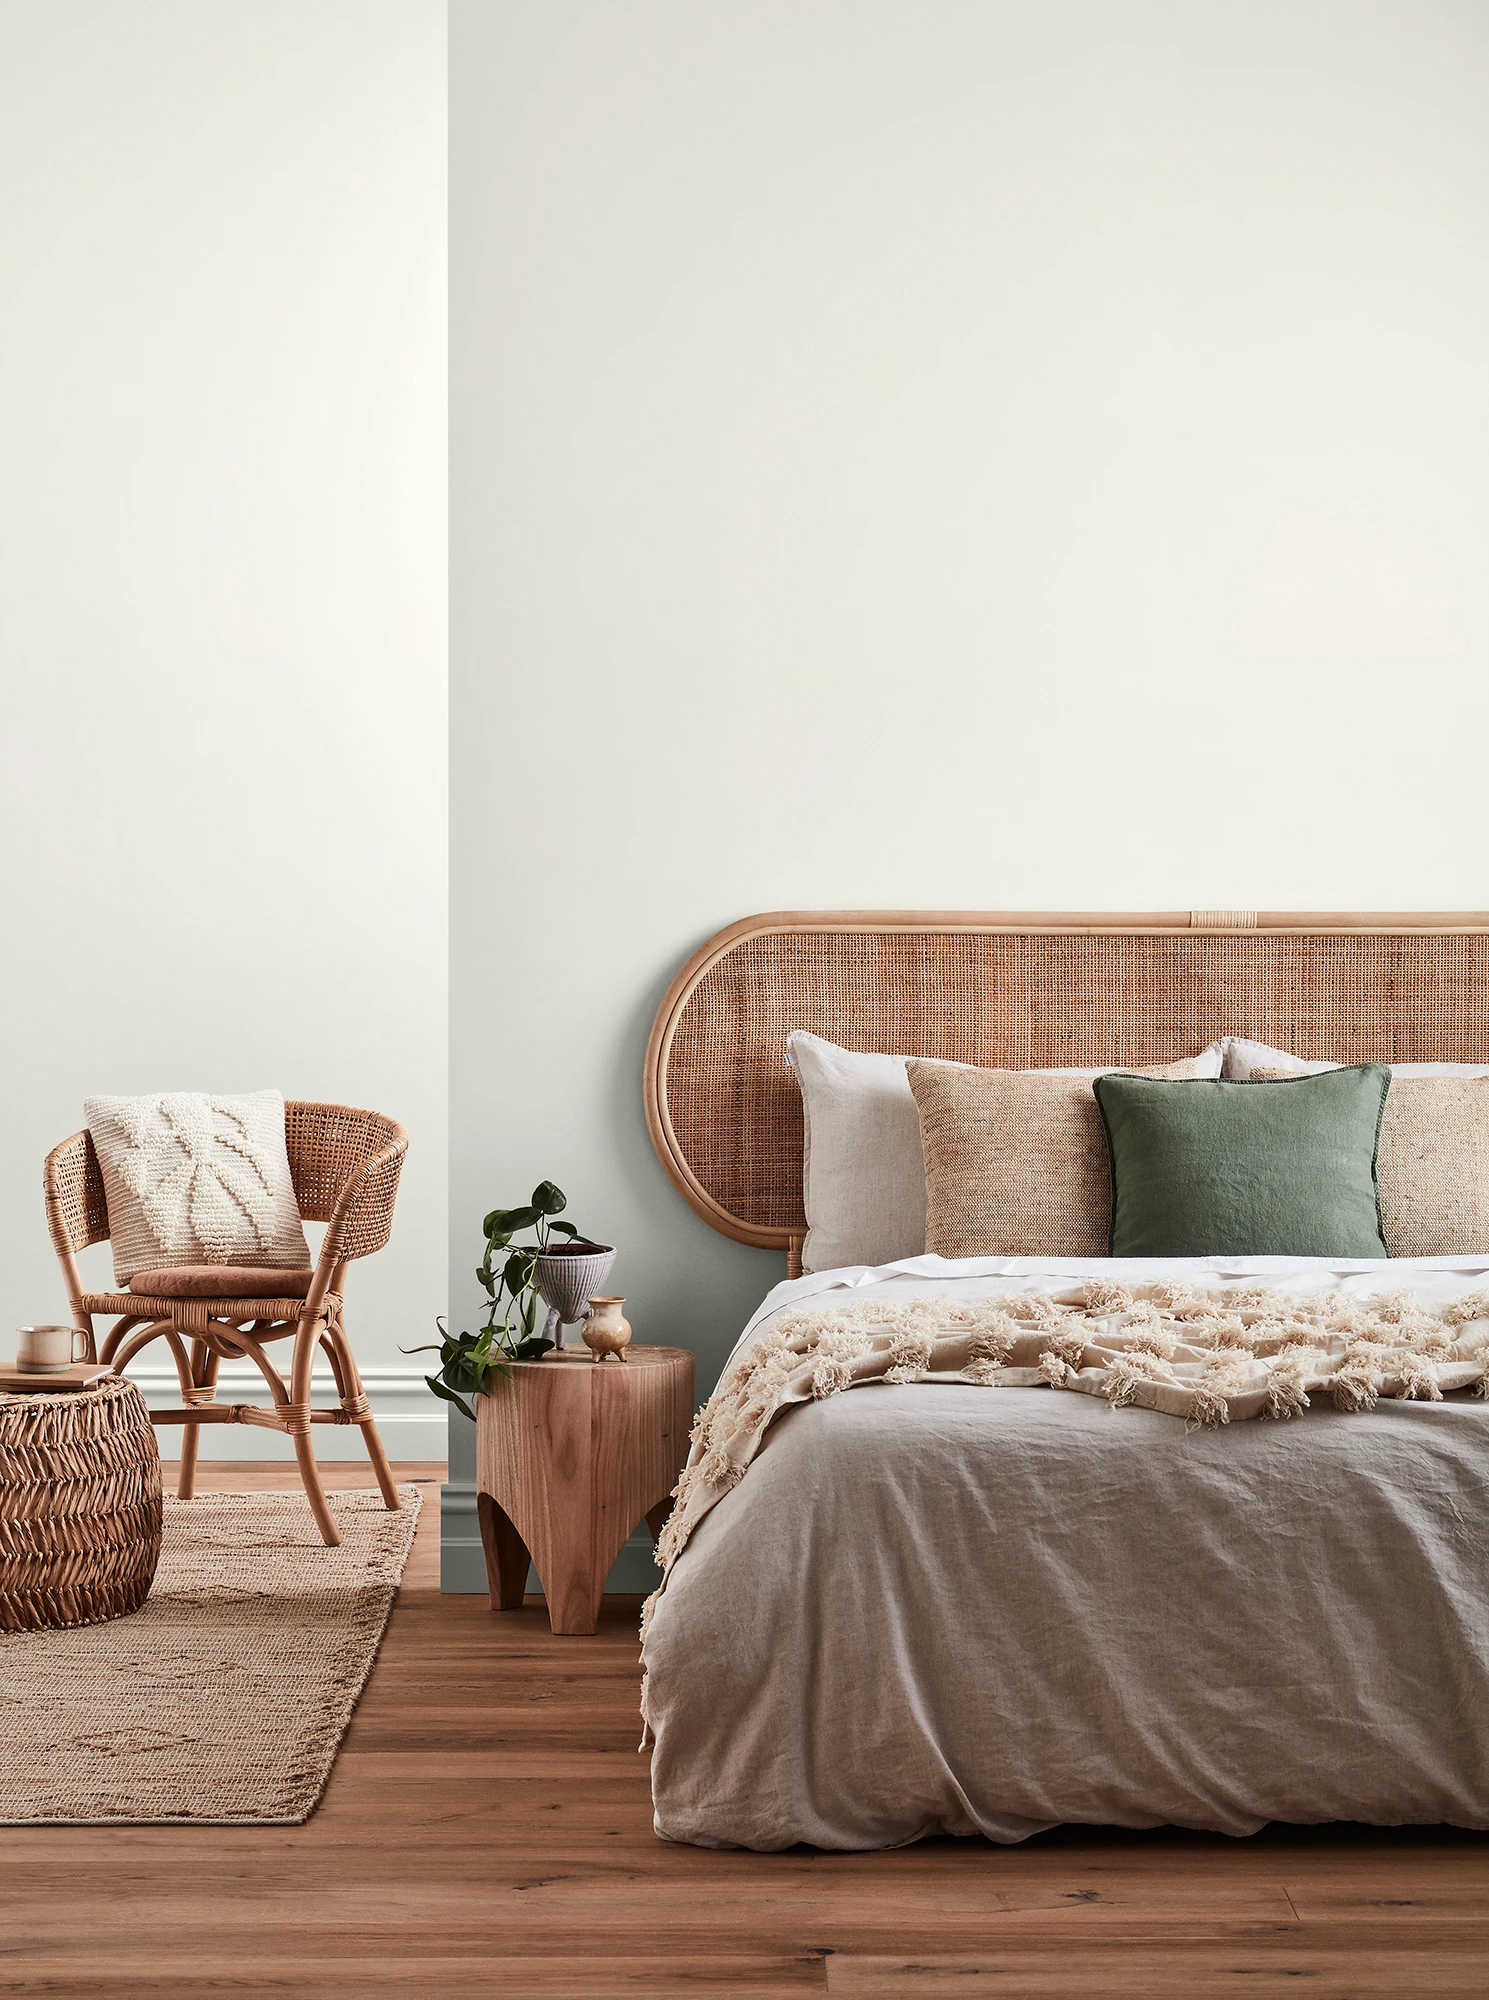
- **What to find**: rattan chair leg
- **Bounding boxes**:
[99,1317,149,1366]
[326,1317,400,1511]
[290,1315,340,1547]
[176,1420,200,1501]
[319,1330,351,1402]
[358,1412,400,1511]
[175,1341,221,1502]
[292,1426,340,1547]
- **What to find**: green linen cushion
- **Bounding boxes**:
[1091,1066,1391,1259]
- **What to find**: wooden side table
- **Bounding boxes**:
[475,1345,694,1636]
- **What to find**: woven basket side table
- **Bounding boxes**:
[0,1376,163,1632]
[476,1345,694,1636]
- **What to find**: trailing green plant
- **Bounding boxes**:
[407,1181,600,1419]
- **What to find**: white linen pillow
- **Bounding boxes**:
[1221,1036,1489,1080]
[84,1089,311,1286]
[786,1031,1224,1274]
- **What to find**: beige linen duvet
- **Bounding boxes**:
[642,1255,1489,1851]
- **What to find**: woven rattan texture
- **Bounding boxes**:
[43,1130,109,1257]
[0,1378,162,1632]
[665,928,1489,1237]
[42,1101,408,1545]
[78,1293,319,1326]
[284,1103,406,1256]
[46,1104,406,1265]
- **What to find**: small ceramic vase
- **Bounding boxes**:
[533,1245,616,1349]
[582,1297,631,1363]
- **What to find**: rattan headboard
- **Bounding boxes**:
[643,909,1489,1262]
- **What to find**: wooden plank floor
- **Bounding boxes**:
[4,1463,1488,1998]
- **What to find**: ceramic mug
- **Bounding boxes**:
[15,1325,90,1373]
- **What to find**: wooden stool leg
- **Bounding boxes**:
[532,1511,607,1637]
[477,1492,532,1611]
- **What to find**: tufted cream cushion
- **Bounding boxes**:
[84,1091,311,1287]
[907,1058,1201,1259]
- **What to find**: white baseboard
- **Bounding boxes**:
[127,1361,445,1461]
[439,1479,662,1596]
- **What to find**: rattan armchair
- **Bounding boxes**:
[43,1103,408,1547]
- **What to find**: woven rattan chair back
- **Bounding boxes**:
[43,1130,110,1258]
[42,1101,408,1548]
[45,1103,406,1263]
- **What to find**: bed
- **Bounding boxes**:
[639,910,1489,1850]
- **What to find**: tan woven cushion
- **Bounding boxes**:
[907,1058,1200,1258]
[1252,1070,1489,1257]
[127,1265,315,1300]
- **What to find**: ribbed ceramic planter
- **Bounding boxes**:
[533,1246,616,1348]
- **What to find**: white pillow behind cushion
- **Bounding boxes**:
[1221,1036,1489,1080]
[85,1090,311,1286]
[1221,1037,1337,1079]
[786,1031,1224,1274]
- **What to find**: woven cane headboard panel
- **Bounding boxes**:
[643,910,1489,1254]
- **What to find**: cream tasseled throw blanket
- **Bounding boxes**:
[642,1278,1489,1644]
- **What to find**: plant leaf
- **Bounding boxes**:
[426,1374,475,1421]
[485,1206,538,1236]
[510,1336,554,1360]
[531,1181,566,1215]
[546,1220,579,1238]
[503,1248,537,1291]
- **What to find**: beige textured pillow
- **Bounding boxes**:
[907,1059,1199,1258]
[1253,1069,1489,1257]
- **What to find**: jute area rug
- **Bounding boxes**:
[0,1483,421,1826]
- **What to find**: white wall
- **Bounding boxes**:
[0,0,448,1457]
[456,0,1489,1582]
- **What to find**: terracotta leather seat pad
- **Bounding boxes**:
[127,1266,316,1300]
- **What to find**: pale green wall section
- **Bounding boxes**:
[446,0,1489,1587]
